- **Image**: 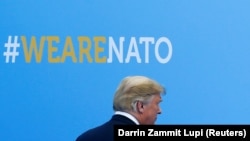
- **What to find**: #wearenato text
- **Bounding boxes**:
[20,36,172,63]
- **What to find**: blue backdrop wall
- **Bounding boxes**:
[1,0,250,140]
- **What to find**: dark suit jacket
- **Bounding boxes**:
[76,114,136,141]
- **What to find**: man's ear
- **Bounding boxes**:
[136,101,144,113]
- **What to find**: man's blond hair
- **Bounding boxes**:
[113,76,165,112]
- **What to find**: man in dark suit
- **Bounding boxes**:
[76,75,166,141]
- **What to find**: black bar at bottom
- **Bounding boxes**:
[114,125,250,141]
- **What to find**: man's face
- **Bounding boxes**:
[141,94,162,124]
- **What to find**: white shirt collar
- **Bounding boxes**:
[114,111,139,125]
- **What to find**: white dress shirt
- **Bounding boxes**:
[114,111,139,125]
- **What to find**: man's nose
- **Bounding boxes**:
[158,107,162,114]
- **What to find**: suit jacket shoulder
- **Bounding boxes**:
[76,115,136,141]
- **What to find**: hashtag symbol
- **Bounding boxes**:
[3,36,20,63]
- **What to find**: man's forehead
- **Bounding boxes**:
[154,94,162,101]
